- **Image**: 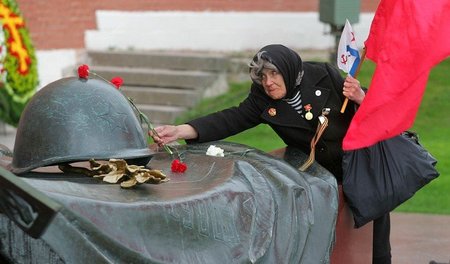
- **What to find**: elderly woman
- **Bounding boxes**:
[152,44,391,264]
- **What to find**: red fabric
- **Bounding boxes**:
[343,0,450,150]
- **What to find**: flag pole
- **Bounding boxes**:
[340,47,367,113]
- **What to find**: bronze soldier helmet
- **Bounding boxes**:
[11,77,153,174]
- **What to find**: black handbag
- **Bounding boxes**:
[342,131,440,228]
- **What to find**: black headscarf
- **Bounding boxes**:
[253,44,303,99]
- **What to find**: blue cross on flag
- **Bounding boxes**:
[337,19,360,76]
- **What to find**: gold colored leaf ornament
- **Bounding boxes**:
[120,178,138,188]
[59,159,168,188]
[89,159,112,174]
[102,171,127,184]
[135,172,150,184]
[135,169,168,184]
[109,159,128,173]
[126,164,143,174]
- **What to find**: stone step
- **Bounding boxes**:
[92,65,218,89]
[88,50,230,72]
[135,104,187,125]
[121,86,200,107]
[83,50,231,125]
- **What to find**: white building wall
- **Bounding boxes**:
[37,11,375,88]
[86,11,375,51]
[36,49,78,89]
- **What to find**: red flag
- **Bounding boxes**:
[343,0,450,150]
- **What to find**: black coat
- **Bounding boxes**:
[187,62,357,180]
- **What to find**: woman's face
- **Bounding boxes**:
[261,68,287,100]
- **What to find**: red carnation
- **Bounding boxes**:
[171,159,187,173]
[110,77,124,89]
[78,64,89,79]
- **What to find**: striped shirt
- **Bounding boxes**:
[285,90,303,115]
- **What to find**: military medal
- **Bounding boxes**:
[268,107,277,116]
[304,104,313,120]
[315,90,322,96]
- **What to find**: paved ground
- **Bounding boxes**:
[1,123,449,264]
[391,213,450,264]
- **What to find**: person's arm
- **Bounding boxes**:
[151,124,198,146]
[151,84,267,145]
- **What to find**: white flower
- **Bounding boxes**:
[206,145,225,157]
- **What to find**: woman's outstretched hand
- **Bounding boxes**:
[150,124,198,146]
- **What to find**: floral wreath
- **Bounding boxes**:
[0,0,39,126]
